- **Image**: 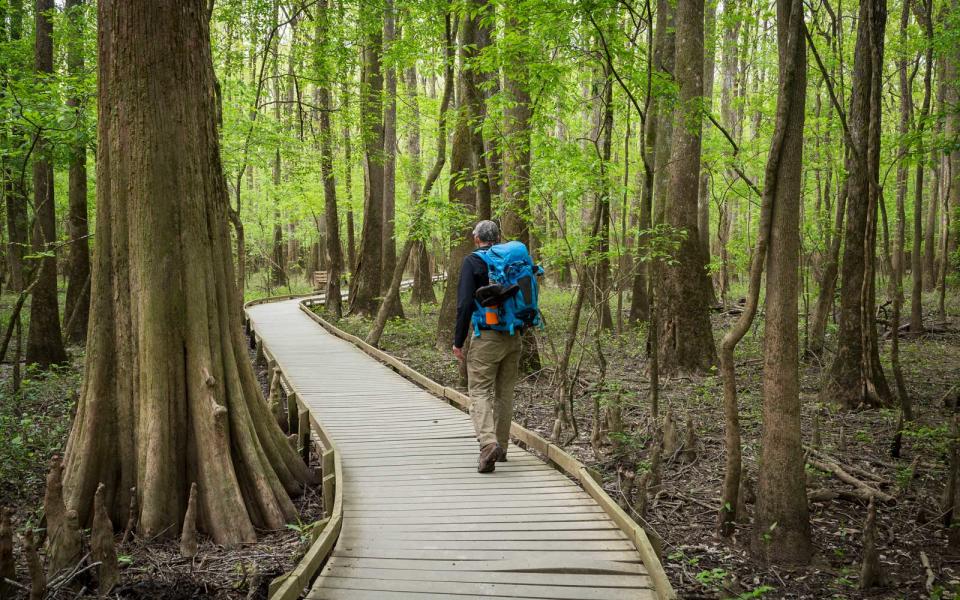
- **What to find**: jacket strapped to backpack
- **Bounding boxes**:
[471,241,544,337]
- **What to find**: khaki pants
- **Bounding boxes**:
[466,329,521,448]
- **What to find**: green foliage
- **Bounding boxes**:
[0,362,80,513]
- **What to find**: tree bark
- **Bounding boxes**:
[924,58,944,291]
[351,19,386,316]
[26,0,68,369]
[341,75,357,274]
[698,0,717,305]
[654,0,717,373]
[629,0,664,324]
[808,180,847,358]
[405,63,437,306]
[752,0,811,564]
[63,0,315,545]
[269,0,285,288]
[2,0,27,295]
[714,5,742,305]
[460,1,493,220]
[63,0,91,346]
[369,13,454,347]
[820,0,892,410]
[379,0,403,319]
[588,66,615,332]
[910,0,932,333]
[946,0,960,265]
[317,0,343,318]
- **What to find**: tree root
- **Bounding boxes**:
[91,484,119,594]
[21,529,45,600]
[180,483,199,559]
[0,507,14,599]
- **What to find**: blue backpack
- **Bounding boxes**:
[472,241,544,337]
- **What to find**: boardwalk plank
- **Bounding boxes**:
[246,299,657,600]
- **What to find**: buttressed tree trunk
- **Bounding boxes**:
[820,0,892,410]
[753,0,811,565]
[63,0,91,346]
[351,19,385,316]
[62,0,316,545]
[26,0,68,369]
[654,0,717,373]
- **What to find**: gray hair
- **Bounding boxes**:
[472,220,501,243]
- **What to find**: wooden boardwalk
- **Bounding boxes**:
[247,298,660,600]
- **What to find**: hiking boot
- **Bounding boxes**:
[496,450,507,463]
[478,443,503,473]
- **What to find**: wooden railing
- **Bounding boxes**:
[242,322,344,600]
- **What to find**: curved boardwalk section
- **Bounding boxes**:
[248,298,659,600]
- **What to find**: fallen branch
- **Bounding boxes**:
[920,551,935,592]
[804,446,886,483]
[807,457,895,503]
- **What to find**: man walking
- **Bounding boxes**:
[453,220,525,473]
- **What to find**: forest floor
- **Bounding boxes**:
[0,288,323,599]
[2,279,958,599]
[320,281,960,600]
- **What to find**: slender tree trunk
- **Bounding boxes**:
[629,0,661,324]
[370,14,454,346]
[269,0,285,288]
[753,0,811,564]
[501,8,541,367]
[655,0,717,373]
[698,0,717,305]
[380,0,402,318]
[63,0,90,346]
[437,108,477,349]
[808,180,847,357]
[924,59,944,290]
[351,20,386,316]
[715,1,741,305]
[820,0,892,410]
[910,1,933,333]
[588,67,615,331]
[26,0,68,369]
[405,63,437,306]
[317,0,342,318]
[461,0,494,219]
[2,0,27,294]
[340,69,357,275]
[380,0,403,298]
[946,0,960,264]
[888,0,912,407]
[63,0,315,544]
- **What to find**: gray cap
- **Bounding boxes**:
[472,220,501,243]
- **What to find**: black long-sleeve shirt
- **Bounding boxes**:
[453,251,490,348]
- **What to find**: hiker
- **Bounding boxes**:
[452,220,543,473]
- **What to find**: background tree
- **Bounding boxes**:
[25,0,67,369]
[654,0,717,374]
[63,0,91,346]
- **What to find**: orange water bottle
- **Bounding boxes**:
[484,306,499,325]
